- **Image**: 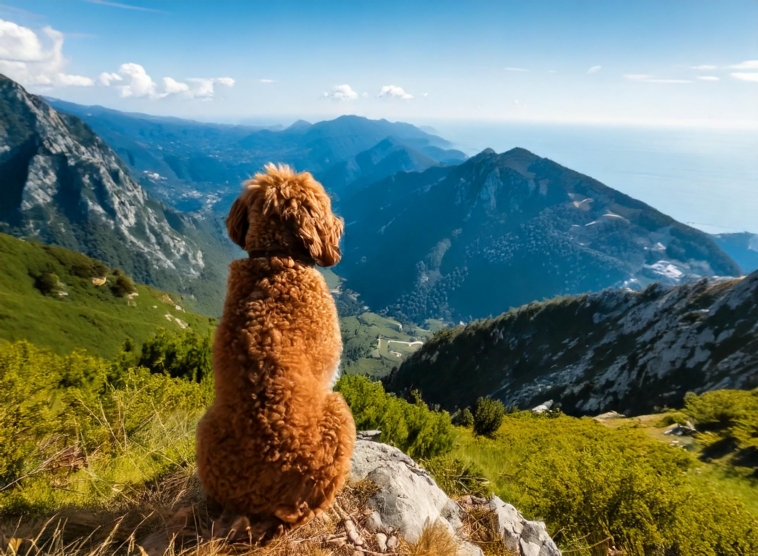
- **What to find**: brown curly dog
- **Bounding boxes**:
[196,163,355,538]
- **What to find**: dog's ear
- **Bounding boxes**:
[226,190,252,249]
[293,210,344,267]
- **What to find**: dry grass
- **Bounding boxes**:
[0,471,498,556]
[457,505,516,556]
[407,521,458,556]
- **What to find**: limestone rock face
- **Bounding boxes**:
[0,74,205,288]
[349,440,561,556]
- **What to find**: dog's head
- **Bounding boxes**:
[226,163,344,267]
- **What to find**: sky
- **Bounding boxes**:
[0,0,756,127]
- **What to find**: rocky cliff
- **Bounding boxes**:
[389,271,758,415]
[0,74,232,313]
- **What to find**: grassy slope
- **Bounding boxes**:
[449,413,758,530]
[0,233,213,359]
[595,412,758,515]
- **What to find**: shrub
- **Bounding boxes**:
[457,407,475,428]
[472,397,505,437]
[0,340,211,515]
[111,273,137,297]
[131,328,213,383]
[335,374,455,459]
[35,272,60,295]
[684,388,758,462]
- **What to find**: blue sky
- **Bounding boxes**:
[0,0,756,127]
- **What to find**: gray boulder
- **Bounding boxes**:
[489,496,561,556]
[349,440,560,556]
[350,440,461,543]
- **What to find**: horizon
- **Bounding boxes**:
[1,0,757,128]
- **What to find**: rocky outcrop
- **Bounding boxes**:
[350,439,561,555]
[0,74,208,292]
[391,272,758,415]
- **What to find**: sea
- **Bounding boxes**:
[428,121,758,235]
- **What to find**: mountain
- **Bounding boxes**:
[713,232,758,274]
[316,136,439,199]
[338,148,741,323]
[46,100,466,212]
[0,75,234,315]
[388,271,758,416]
[0,232,213,358]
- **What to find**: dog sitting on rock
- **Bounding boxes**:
[196,163,355,539]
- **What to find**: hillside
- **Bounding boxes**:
[388,271,758,415]
[0,232,212,358]
[338,148,740,323]
[713,232,758,274]
[0,75,235,315]
[46,100,465,213]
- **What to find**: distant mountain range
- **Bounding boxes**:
[46,98,465,212]
[337,147,741,323]
[712,232,758,274]
[389,271,758,416]
[0,75,233,314]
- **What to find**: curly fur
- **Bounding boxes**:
[196,164,355,533]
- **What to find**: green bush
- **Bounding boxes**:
[335,374,455,459]
[684,388,758,460]
[472,397,505,437]
[453,412,758,555]
[111,273,137,297]
[35,272,60,295]
[130,328,213,382]
[458,407,474,428]
[0,340,211,515]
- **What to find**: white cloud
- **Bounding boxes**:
[696,76,720,81]
[98,71,122,86]
[0,19,93,87]
[421,92,429,97]
[587,65,601,74]
[731,72,758,83]
[691,65,717,70]
[108,65,234,99]
[623,74,692,84]
[361,92,368,98]
[215,77,235,87]
[259,78,276,83]
[504,67,528,72]
[729,60,758,70]
[163,76,189,95]
[118,62,160,97]
[323,84,358,100]
[378,85,413,100]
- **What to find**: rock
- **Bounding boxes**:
[350,440,460,543]
[664,424,697,436]
[489,496,561,556]
[458,540,485,556]
[357,429,382,441]
[349,441,561,554]
[531,400,554,414]
[375,532,388,552]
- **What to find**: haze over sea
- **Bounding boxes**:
[430,121,758,235]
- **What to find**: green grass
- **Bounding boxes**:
[440,413,758,554]
[0,233,213,359]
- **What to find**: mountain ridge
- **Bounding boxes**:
[338,146,740,323]
[0,74,234,315]
[388,271,758,415]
